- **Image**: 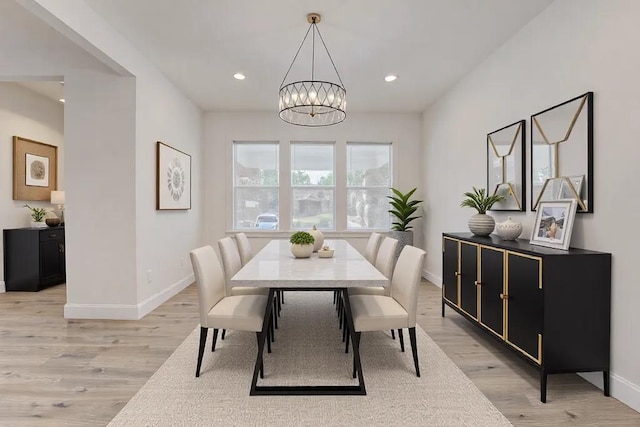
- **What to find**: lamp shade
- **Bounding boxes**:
[50,190,65,205]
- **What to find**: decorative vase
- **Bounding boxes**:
[309,225,324,252]
[495,216,523,240]
[390,230,413,260]
[290,243,314,258]
[468,213,495,236]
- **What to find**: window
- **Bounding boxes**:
[233,143,279,230]
[291,143,335,230]
[347,143,392,229]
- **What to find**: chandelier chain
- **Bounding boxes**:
[314,23,345,88]
[279,23,313,89]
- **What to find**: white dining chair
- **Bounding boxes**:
[218,237,276,341]
[190,245,268,377]
[349,245,426,377]
[348,236,398,297]
[364,232,383,264]
[235,232,253,266]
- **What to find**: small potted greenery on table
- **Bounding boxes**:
[289,231,315,258]
[23,204,48,228]
[460,187,504,236]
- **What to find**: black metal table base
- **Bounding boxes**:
[250,287,366,396]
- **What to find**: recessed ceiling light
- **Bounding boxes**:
[58,98,65,103]
[385,75,398,82]
[233,73,246,80]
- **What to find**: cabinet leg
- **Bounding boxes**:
[603,371,610,397]
[540,370,547,403]
[441,300,445,317]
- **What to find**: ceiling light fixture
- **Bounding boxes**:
[278,13,346,127]
[385,75,398,82]
[233,73,246,80]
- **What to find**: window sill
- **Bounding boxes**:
[225,230,391,239]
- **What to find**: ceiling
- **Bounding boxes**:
[15,81,64,103]
[85,0,553,113]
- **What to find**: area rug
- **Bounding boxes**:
[108,292,511,426]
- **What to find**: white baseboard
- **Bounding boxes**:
[580,371,640,413]
[137,274,193,319]
[64,274,194,320]
[0,281,5,293]
[422,269,442,287]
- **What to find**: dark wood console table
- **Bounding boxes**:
[442,232,611,403]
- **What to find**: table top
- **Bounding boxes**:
[231,239,388,288]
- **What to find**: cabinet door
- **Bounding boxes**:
[479,247,504,337]
[506,252,543,363]
[459,242,478,318]
[40,238,65,285]
[442,238,459,305]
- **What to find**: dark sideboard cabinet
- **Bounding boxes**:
[3,227,66,291]
[442,232,611,403]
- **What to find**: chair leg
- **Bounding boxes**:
[270,312,275,343]
[391,329,396,340]
[196,327,208,377]
[408,327,420,377]
[345,324,350,353]
[352,332,361,378]
[221,329,226,340]
[398,328,405,352]
[256,333,264,379]
[211,328,219,352]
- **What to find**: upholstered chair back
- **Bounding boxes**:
[364,232,383,264]
[390,245,426,327]
[235,232,253,266]
[218,237,242,284]
[375,237,399,279]
[190,246,226,327]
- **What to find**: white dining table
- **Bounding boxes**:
[231,239,388,396]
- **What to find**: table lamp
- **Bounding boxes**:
[50,190,65,225]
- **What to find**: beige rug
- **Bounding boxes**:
[108,292,511,426]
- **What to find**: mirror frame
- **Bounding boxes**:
[530,92,594,213]
[487,119,526,211]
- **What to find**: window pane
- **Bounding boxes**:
[292,189,334,230]
[291,144,334,186]
[347,144,391,187]
[347,188,391,229]
[234,188,279,229]
[235,144,278,186]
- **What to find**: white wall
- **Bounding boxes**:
[421,0,640,412]
[203,112,423,255]
[0,83,64,290]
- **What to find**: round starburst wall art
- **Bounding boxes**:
[156,141,191,210]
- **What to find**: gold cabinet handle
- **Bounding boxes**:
[500,293,509,300]
[474,280,482,286]
[454,271,460,277]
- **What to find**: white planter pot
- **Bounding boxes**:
[468,214,495,236]
[290,243,314,258]
[30,221,47,228]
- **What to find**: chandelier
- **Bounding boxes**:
[278,13,346,127]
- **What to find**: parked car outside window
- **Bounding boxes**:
[255,214,278,230]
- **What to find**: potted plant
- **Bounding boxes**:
[388,187,423,258]
[290,231,315,258]
[460,187,505,236]
[23,204,48,228]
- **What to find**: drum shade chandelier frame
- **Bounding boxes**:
[278,13,346,127]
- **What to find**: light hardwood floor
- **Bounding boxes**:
[0,282,638,426]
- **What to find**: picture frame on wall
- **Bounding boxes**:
[13,136,58,201]
[156,141,191,210]
[530,199,578,250]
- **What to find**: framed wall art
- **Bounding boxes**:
[530,199,578,250]
[487,119,526,211]
[13,136,58,201]
[530,92,593,212]
[156,141,191,210]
